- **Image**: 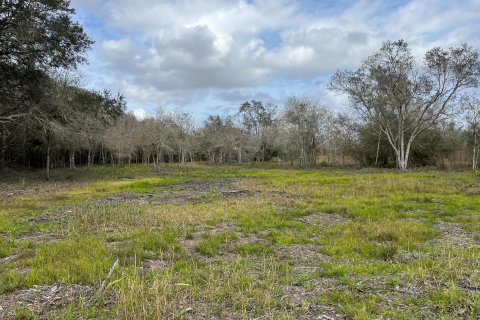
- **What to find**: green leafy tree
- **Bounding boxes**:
[330,40,479,170]
[0,0,93,122]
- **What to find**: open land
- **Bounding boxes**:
[0,164,479,319]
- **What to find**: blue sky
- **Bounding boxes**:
[70,0,480,121]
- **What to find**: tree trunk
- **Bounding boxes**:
[476,144,480,170]
[473,128,477,170]
[1,130,6,170]
[102,145,107,165]
[395,140,411,171]
[374,130,381,167]
[46,143,50,180]
[69,150,75,169]
[160,151,164,163]
[300,145,304,167]
[381,125,410,171]
[87,149,92,167]
[238,146,242,164]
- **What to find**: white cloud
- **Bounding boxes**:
[132,108,147,120]
[72,0,480,116]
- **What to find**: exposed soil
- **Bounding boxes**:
[106,240,131,250]
[434,221,479,247]
[142,259,170,273]
[0,254,20,265]
[0,283,93,320]
[96,178,257,205]
[280,280,342,320]
[298,213,348,226]
[24,178,257,235]
[29,209,75,225]
[0,181,86,200]
[277,244,331,265]
[395,249,422,263]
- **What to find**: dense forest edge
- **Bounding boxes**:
[1,1,480,179]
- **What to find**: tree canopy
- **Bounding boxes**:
[0,0,93,122]
[330,40,480,170]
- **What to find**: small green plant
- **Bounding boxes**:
[236,241,273,256]
[13,306,36,320]
[196,232,237,257]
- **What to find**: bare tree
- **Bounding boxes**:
[238,100,277,161]
[103,115,138,165]
[327,114,358,166]
[330,40,480,170]
[284,97,334,166]
[172,111,194,163]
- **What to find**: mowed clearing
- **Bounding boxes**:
[0,164,479,319]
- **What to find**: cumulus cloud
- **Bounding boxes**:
[132,108,147,120]
[72,0,480,116]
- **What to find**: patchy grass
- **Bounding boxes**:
[25,236,113,286]
[0,164,479,319]
[196,231,238,257]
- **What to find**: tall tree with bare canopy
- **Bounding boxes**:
[330,40,480,170]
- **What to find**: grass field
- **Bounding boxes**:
[0,164,479,319]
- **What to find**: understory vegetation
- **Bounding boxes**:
[0,164,479,319]
[2,2,480,173]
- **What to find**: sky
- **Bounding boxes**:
[70,0,480,121]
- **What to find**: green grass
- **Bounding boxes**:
[196,231,238,257]
[235,241,273,256]
[0,163,479,319]
[25,236,113,285]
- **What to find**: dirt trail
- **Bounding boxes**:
[96,178,257,205]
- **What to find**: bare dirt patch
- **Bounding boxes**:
[298,213,348,226]
[434,221,479,247]
[0,254,20,265]
[0,181,86,201]
[97,178,256,205]
[142,259,170,273]
[0,283,92,319]
[280,278,343,319]
[106,239,131,250]
[28,208,76,226]
[232,233,263,246]
[16,232,63,244]
[395,249,422,263]
[277,244,331,266]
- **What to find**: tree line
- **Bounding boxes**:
[3,93,479,173]
[1,1,479,176]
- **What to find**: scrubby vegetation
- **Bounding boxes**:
[0,164,479,319]
[2,2,480,173]
[2,1,480,319]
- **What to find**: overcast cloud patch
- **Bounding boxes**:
[71,0,480,118]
